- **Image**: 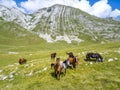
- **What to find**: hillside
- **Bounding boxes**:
[0,42,120,90]
[0,17,46,45]
[0,4,120,43]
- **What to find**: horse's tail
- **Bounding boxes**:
[19,58,22,64]
[51,63,54,68]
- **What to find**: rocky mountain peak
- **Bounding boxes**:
[0,4,120,43]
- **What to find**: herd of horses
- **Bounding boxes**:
[50,52,103,80]
[18,52,103,80]
[51,52,80,80]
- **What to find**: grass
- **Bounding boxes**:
[0,41,120,90]
[0,19,120,90]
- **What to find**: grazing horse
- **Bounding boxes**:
[51,52,56,60]
[66,56,79,68]
[86,52,103,62]
[19,58,27,65]
[52,58,66,80]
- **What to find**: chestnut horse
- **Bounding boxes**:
[66,52,79,68]
[67,56,79,68]
[19,58,27,65]
[52,58,66,80]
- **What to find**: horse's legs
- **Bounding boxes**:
[64,69,66,76]
[57,74,60,80]
[73,63,76,68]
[86,55,90,61]
[96,57,102,62]
[57,72,60,80]
[54,70,57,77]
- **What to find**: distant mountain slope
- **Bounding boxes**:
[0,18,43,45]
[0,4,120,43]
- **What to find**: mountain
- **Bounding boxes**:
[0,4,120,43]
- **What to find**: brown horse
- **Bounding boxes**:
[66,52,79,68]
[51,52,56,60]
[52,58,66,80]
[19,58,27,65]
[67,56,79,68]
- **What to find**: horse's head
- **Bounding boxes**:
[66,52,74,58]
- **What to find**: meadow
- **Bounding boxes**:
[0,41,120,90]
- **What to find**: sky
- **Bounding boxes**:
[0,0,120,19]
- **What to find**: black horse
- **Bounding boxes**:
[85,52,103,62]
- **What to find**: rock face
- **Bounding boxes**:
[0,4,120,43]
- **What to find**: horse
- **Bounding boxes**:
[63,56,79,69]
[19,58,27,65]
[85,52,103,62]
[66,52,74,58]
[51,52,56,60]
[51,58,66,80]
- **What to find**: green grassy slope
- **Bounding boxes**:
[0,41,120,90]
[0,19,45,45]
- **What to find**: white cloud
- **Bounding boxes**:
[20,0,81,13]
[0,0,26,13]
[20,0,92,14]
[90,0,112,18]
[0,0,17,8]
[74,0,91,13]
[0,0,120,19]
[110,9,120,18]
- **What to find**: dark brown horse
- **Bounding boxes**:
[85,52,103,62]
[19,58,27,65]
[52,58,66,80]
[51,52,56,60]
[66,52,74,58]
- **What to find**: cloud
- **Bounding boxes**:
[20,0,92,14]
[74,0,91,13]
[20,0,81,13]
[90,0,112,18]
[0,0,120,19]
[0,0,17,8]
[110,9,120,18]
[0,0,26,13]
